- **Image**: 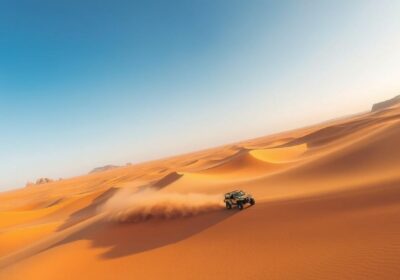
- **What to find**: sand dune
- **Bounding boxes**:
[197,149,283,177]
[249,143,307,163]
[1,105,400,279]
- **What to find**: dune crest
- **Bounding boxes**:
[197,150,282,177]
[249,143,307,163]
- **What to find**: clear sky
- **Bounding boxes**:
[1,0,400,191]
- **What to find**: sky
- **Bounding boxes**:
[1,0,400,191]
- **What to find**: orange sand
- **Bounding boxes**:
[1,105,400,279]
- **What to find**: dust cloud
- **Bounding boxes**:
[101,188,224,222]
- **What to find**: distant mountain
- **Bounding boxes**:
[89,165,120,174]
[35,177,53,184]
[26,177,54,187]
[372,95,400,112]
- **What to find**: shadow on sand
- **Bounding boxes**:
[57,187,119,231]
[52,208,235,259]
[50,184,236,259]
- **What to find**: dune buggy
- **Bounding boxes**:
[224,190,255,210]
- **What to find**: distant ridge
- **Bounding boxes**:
[372,95,400,112]
[25,177,54,187]
[89,165,119,174]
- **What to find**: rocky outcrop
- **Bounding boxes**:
[89,165,119,174]
[372,95,400,112]
[26,178,54,187]
[35,178,54,184]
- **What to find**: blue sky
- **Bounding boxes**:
[1,0,400,190]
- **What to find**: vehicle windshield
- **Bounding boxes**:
[234,191,245,197]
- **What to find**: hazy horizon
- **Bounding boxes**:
[0,91,393,192]
[1,0,400,190]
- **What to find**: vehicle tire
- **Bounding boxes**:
[226,202,232,209]
[237,203,243,210]
[250,198,255,205]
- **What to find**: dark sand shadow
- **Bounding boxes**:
[51,180,235,260]
[57,187,119,231]
[57,171,177,232]
[52,209,236,259]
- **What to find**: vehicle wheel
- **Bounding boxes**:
[237,203,243,210]
[226,202,232,209]
[250,198,255,205]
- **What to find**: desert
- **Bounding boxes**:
[1,100,400,279]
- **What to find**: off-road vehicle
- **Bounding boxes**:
[224,190,255,210]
